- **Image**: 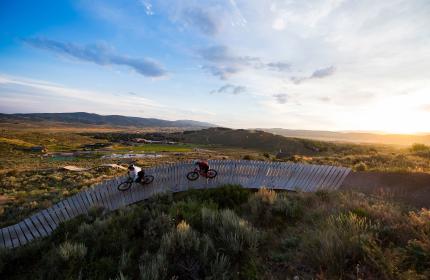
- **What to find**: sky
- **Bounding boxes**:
[0,0,429,133]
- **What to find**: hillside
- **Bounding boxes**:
[0,112,215,128]
[175,127,372,155]
[262,128,430,146]
[1,186,429,279]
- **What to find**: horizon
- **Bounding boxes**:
[1,1,430,133]
[3,111,430,136]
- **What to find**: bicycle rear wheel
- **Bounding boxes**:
[207,169,217,179]
[142,175,154,185]
[186,171,199,181]
[118,180,132,191]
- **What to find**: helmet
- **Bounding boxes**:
[128,164,135,170]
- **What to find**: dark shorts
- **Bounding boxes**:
[136,170,145,182]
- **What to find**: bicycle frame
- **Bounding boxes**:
[194,168,209,178]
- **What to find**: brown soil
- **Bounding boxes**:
[340,171,430,208]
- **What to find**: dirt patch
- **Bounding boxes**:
[340,171,430,208]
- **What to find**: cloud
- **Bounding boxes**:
[24,37,166,77]
[203,65,240,80]
[311,66,336,78]
[273,93,288,104]
[183,7,219,36]
[266,62,291,72]
[211,84,246,95]
[139,0,154,15]
[292,65,336,84]
[199,45,291,79]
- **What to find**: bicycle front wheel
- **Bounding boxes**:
[207,169,217,179]
[186,171,199,181]
[142,175,154,185]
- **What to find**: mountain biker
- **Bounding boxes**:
[128,164,145,183]
[194,160,209,174]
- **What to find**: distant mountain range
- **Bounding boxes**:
[0,112,215,128]
[259,128,430,146]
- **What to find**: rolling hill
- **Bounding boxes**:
[175,127,370,155]
[261,128,430,146]
[0,112,215,128]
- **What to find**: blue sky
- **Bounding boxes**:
[1,0,430,133]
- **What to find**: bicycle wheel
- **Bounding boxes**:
[207,169,217,179]
[142,175,154,185]
[118,180,132,191]
[186,171,199,181]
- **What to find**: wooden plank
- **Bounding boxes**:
[70,194,85,215]
[8,226,20,247]
[48,204,64,224]
[0,228,6,248]
[292,164,309,190]
[99,181,114,210]
[16,221,33,245]
[29,214,49,237]
[46,207,61,226]
[314,165,333,191]
[298,164,314,190]
[319,166,339,189]
[304,165,322,191]
[333,168,351,190]
[108,179,121,210]
[93,185,109,209]
[3,227,13,248]
[285,164,302,189]
[77,191,91,211]
[329,167,343,190]
[23,218,40,239]
[35,212,54,233]
[11,224,25,246]
[101,181,115,210]
[89,186,103,208]
[303,165,323,192]
[19,221,34,242]
[57,200,72,220]
[41,209,58,230]
[310,165,327,191]
[64,196,80,218]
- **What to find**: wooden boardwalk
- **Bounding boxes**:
[0,160,351,249]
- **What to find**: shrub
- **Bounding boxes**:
[248,189,303,225]
[301,212,376,276]
[140,220,226,280]
[201,208,259,260]
[354,161,368,171]
[243,155,253,160]
[58,241,87,261]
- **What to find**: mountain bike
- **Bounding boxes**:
[117,175,154,191]
[186,168,217,181]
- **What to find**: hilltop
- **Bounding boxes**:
[0,112,215,128]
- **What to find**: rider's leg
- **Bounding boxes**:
[136,170,145,183]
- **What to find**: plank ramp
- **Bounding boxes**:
[0,160,350,249]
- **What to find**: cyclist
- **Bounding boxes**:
[128,164,145,183]
[194,160,209,175]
